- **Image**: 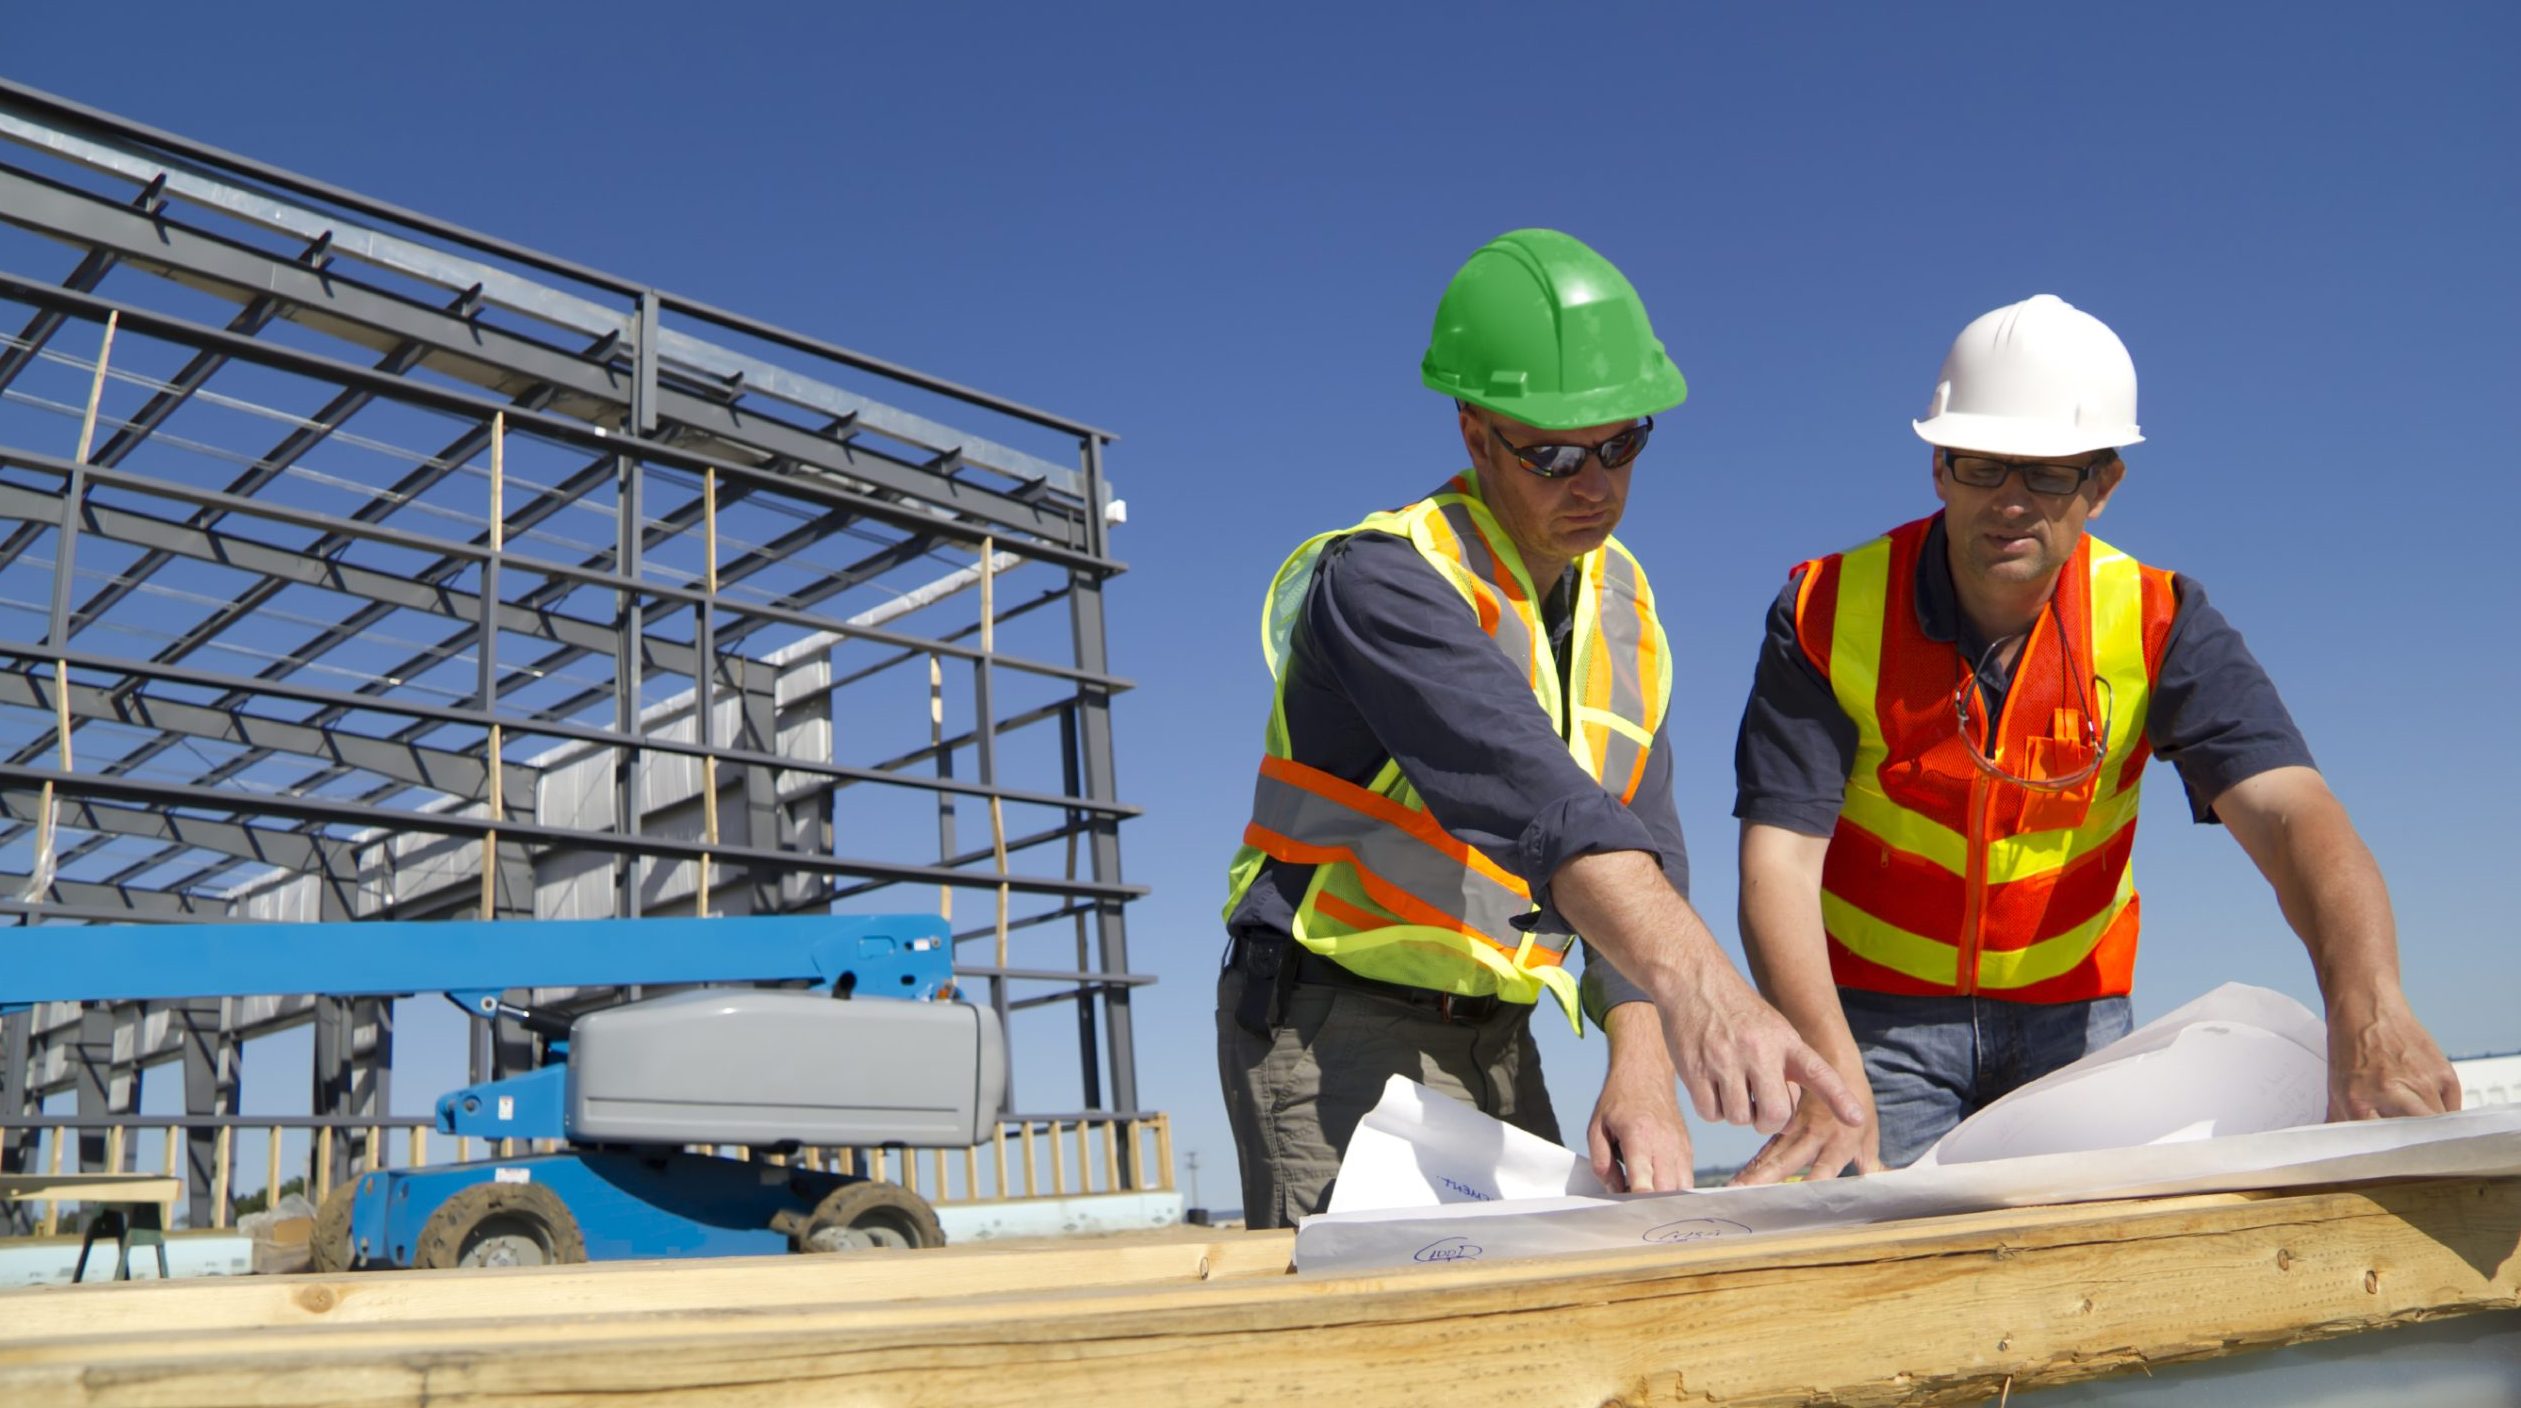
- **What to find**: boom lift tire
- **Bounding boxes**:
[309,1180,359,1273]
[413,1182,587,1269]
[794,1179,944,1252]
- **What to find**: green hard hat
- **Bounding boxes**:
[1421,229,1688,430]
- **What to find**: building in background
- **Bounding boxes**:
[0,80,1150,1232]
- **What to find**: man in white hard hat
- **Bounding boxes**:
[1727,294,2461,1183]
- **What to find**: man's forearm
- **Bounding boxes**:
[2226,770,2405,1007]
[1737,824,1857,1062]
[1551,849,1722,1002]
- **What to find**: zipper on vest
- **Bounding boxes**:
[1957,768,1989,996]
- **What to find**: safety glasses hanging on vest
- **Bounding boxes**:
[1951,604,2115,793]
[1484,415,1654,479]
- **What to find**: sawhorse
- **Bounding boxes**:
[0,1172,180,1281]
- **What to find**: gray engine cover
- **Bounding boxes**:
[565,989,1005,1148]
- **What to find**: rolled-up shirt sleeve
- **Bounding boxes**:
[1303,533,1670,893]
[1733,573,1856,838]
[2149,576,2316,822]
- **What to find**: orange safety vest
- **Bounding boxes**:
[1220,468,1673,1030]
[1792,514,2176,1001]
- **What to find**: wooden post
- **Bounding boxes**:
[698,467,718,919]
[210,1126,232,1230]
[993,1123,1010,1201]
[1075,1120,1092,1195]
[1020,1123,1038,1198]
[23,314,118,905]
[982,539,1010,969]
[408,1127,426,1170]
[1156,1113,1176,1191]
[314,1127,333,1203]
[38,1126,62,1237]
[1048,1120,1065,1197]
[961,1146,978,1204]
[1100,1121,1119,1195]
[161,1126,180,1224]
[104,1125,125,1176]
[265,1126,282,1209]
[481,411,504,921]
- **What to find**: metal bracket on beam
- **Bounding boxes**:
[130,172,166,214]
[717,369,746,403]
[298,229,333,269]
[924,447,965,475]
[449,281,485,320]
[582,327,622,363]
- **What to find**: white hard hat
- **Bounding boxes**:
[1912,294,2142,458]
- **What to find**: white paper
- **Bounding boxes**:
[1915,983,2330,1167]
[1295,984,2521,1275]
[1324,1073,1608,1213]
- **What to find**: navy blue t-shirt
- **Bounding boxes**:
[1225,530,1684,1021]
[1733,514,2315,837]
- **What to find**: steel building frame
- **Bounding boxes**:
[0,81,1147,1227]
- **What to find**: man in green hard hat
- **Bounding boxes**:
[1217,229,1860,1226]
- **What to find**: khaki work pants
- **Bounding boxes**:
[1215,966,1559,1230]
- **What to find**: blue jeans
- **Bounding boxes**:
[1840,988,2133,1168]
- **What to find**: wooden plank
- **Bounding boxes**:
[0,1226,1298,1340]
[0,1178,2513,1406]
[0,1174,183,1204]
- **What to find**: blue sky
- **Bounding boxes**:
[15,2,2515,1194]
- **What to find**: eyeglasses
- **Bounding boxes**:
[1939,449,2115,498]
[1951,617,2113,793]
[1487,416,1653,479]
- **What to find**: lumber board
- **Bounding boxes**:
[0,1177,2514,1406]
[0,1225,1298,1339]
[0,1190,2269,1340]
[0,1173,182,1204]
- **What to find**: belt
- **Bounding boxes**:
[1289,947,1505,1025]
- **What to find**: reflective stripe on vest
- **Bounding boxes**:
[1228,468,1672,1027]
[1796,515,2175,1001]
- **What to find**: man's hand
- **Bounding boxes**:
[1657,961,1867,1136]
[1552,849,1866,1140]
[1730,1051,1882,1185]
[2326,990,2461,1120]
[1589,1002,1692,1191]
[2214,767,2461,1124]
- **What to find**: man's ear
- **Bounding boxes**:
[1928,446,1952,509]
[2085,454,2128,520]
[1456,401,1490,469]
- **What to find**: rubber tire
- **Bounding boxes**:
[309,1179,360,1273]
[800,1180,945,1252]
[412,1182,587,1270]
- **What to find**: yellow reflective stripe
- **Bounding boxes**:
[1984,790,2141,881]
[1841,782,1966,875]
[1289,888,1585,1033]
[1975,870,2137,989]
[1819,891,1960,987]
[1572,705,1654,747]
[2084,535,2150,795]
[1828,537,1893,783]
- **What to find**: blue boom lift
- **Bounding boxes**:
[3,912,1004,1269]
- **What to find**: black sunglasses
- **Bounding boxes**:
[1486,416,1654,479]
[1938,449,2116,498]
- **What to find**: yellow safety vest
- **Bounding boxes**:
[1221,468,1673,1030]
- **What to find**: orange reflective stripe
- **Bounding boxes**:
[1243,822,1487,940]
[1256,754,1528,896]
[1419,509,1502,639]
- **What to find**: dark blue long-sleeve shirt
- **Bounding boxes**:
[1225,529,1684,1023]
